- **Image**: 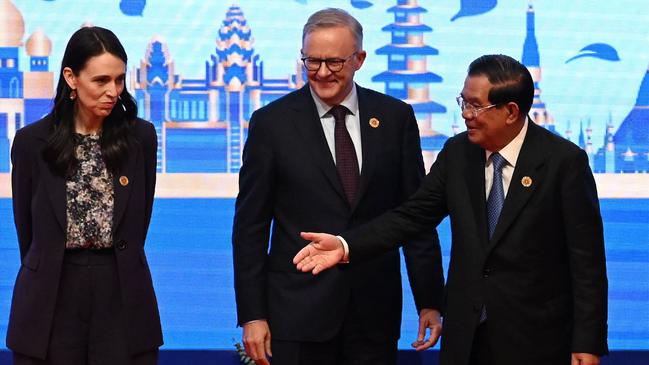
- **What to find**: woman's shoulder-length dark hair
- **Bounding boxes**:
[43,26,138,177]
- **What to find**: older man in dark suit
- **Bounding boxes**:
[232,7,444,365]
[295,54,608,365]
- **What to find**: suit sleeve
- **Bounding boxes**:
[560,149,608,355]
[142,121,158,242]
[398,105,445,312]
[346,136,451,262]
[11,130,33,260]
[232,111,275,326]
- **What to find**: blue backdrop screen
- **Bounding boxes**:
[0,0,647,351]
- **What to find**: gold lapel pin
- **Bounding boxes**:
[369,118,380,128]
[521,176,532,188]
[119,176,129,187]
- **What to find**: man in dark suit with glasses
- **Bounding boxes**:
[233,7,445,365]
[295,54,608,365]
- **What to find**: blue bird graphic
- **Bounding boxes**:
[120,0,146,16]
[565,43,620,63]
[451,0,497,22]
[351,0,373,9]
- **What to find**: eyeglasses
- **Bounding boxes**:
[456,95,500,118]
[301,52,358,72]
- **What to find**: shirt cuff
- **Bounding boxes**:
[337,235,350,263]
[243,319,266,326]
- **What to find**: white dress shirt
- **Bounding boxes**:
[309,84,363,173]
[485,119,529,199]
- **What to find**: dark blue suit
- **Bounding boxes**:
[233,85,444,350]
[344,121,608,365]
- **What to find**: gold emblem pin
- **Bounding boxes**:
[369,118,380,128]
[119,176,129,186]
[521,176,532,188]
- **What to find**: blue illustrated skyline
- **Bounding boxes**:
[0,0,648,174]
[0,0,647,353]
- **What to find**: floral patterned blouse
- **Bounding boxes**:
[65,133,114,249]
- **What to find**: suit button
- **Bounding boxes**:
[483,268,492,278]
[117,240,127,250]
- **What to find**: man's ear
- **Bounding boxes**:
[63,67,77,90]
[505,102,521,125]
[354,50,367,70]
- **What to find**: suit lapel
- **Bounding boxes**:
[289,86,347,203]
[486,122,546,252]
[42,163,67,232]
[352,86,379,212]
[112,141,138,232]
[33,119,67,232]
[464,141,489,251]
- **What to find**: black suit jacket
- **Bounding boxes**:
[233,85,444,342]
[345,121,608,365]
[7,116,163,359]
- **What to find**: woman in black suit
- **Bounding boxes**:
[8,26,162,364]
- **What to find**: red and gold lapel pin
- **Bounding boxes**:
[521,176,532,188]
[369,118,380,128]
[119,176,129,187]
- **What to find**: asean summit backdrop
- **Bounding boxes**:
[0,0,647,356]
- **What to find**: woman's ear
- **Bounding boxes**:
[62,67,76,89]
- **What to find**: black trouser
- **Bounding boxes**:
[13,249,158,365]
[469,322,492,365]
[271,300,398,365]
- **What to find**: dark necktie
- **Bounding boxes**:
[329,105,359,205]
[486,152,506,239]
[481,152,506,324]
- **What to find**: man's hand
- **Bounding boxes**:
[293,232,345,274]
[243,320,272,365]
[411,308,442,351]
[571,353,600,365]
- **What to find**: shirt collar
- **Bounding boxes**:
[485,118,529,168]
[310,83,358,118]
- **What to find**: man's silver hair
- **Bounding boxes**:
[302,8,363,51]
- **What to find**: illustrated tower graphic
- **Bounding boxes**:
[372,0,446,138]
[24,29,54,124]
[0,0,24,172]
[212,5,259,172]
[521,3,554,131]
[135,35,176,172]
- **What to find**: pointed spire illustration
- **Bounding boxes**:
[564,120,572,142]
[521,3,553,129]
[213,5,258,172]
[135,35,176,172]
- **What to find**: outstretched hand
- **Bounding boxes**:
[293,232,345,274]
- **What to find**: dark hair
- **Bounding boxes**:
[467,54,534,117]
[43,26,137,176]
